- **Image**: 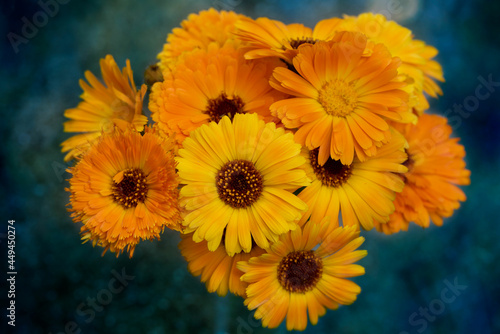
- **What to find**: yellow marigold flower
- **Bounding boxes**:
[298,128,408,230]
[235,16,344,63]
[150,42,285,145]
[374,114,470,234]
[176,113,310,256]
[66,126,181,257]
[339,13,445,113]
[61,55,148,161]
[179,232,265,297]
[270,32,414,166]
[238,218,367,331]
[157,8,247,71]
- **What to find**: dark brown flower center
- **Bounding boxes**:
[277,250,323,293]
[403,149,415,172]
[216,160,263,209]
[310,148,352,187]
[289,37,318,49]
[111,168,148,208]
[400,149,414,184]
[205,93,245,123]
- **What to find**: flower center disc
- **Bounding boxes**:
[289,37,318,49]
[112,168,148,208]
[310,149,352,187]
[216,160,263,209]
[206,93,245,123]
[318,79,358,117]
[277,250,323,293]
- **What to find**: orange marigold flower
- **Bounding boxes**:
[374,114,470,234]
[235,16,344,63]
[150,42,286,145]
[66,126,181,257]
[157,8,247,71]
[61,55,148,161]
[179,232,266,297]
[298,128,408,230]
[270,32,415,166]
[238,218,367,331]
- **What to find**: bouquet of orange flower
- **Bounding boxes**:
[61,9,470,331]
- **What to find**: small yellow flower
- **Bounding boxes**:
[179,232,266,297]
[61,55,147,161]
[238,218,367,331]
[298,128,408,230]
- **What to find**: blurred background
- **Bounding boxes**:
[1,0,499,333]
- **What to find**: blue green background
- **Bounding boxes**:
[1,0,499,333]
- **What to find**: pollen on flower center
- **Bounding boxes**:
[277,250,323,293]
[205,93,245,123]
[310,149,352,187]
[111,168,148,208]
[216,159,263,208]
[289,37,318,49]
[318,79,358,117]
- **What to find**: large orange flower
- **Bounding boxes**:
[150,42,285,145]
[61,55,147,161]
[374,114,470,234]
[270,32,414,165]
[66,126,181,257]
